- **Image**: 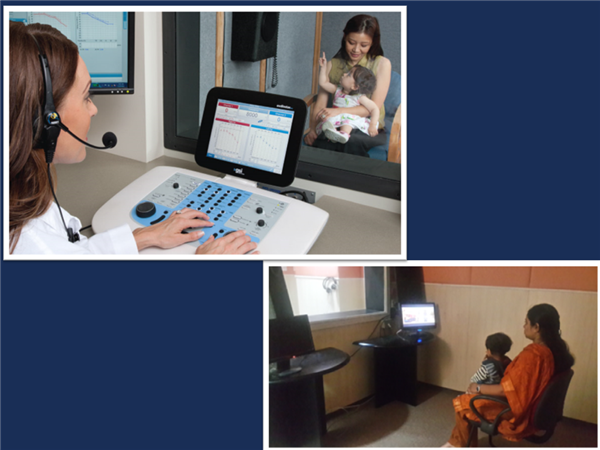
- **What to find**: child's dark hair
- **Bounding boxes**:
[349,66,377,96]
[486,332,512,357]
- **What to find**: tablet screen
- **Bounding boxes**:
[196,88,306,187]
[206,99,294,175]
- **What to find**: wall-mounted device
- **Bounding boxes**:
[9,11,135,94]
[322,277,338,294]
[92,88,328,255]
[230,12,279,62]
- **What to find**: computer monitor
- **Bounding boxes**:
[269,314,314,377]
[9,12,135,95]
[196,87,307,187]
[400,302,437,330]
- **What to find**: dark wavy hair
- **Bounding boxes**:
[486,332,512,357]
[334,14,384,62]
[527,304,575,374]
[348,66,377,96]
[9,22,79,252]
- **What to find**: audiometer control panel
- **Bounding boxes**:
[131,172,288,245]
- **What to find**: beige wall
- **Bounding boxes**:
[311,267,597,424]
[418,283,597,424]
[312,320,379,413]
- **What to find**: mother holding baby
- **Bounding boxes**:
[304,14,392,158]
[443,304,575,447]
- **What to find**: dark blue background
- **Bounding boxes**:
[2,1,600,449]
[408,1,600,259]
[2,262,264,450]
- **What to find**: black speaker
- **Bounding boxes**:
[231,12,279,62]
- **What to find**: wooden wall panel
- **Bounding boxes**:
[306,274,597,424]
[418,284,472,389]
[339,267,365,278]
[465,286,531,383]
[528,289,598,423]
[419,284,529,391]
[470,267,531,288]
[423,266,597,292]
[419,284,597,424]
[530,267,598,292]
[311,320,378,413]
[423,267,471,285]
[283,266,364,278]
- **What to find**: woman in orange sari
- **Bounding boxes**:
[443,304,574,447]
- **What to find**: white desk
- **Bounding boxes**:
[55,150,402,256]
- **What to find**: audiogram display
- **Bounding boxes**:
[9,12,131,90]
[78,12,122,45]
[206,100,294,174]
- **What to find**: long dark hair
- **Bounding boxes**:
[334,14,384,62]
[527,304,575,374]
[9,22,79,252]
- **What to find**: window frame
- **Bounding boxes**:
[287,267,388,329]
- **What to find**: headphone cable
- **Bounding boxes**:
[47,164,79,243]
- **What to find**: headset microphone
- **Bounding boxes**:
[58,122,118,150]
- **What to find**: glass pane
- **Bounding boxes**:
[303,11,402,167]
[167,11,401,197]
[283,267,367,316]
[175,12,200,139]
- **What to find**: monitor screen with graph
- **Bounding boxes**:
[195,87,307,187]
[9,11,135,95]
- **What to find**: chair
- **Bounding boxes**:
[304,70,401,163]
[466,369,574,447]
[369,70,401,163]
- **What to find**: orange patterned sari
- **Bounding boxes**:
[449,343,554,446]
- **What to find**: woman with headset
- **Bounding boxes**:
[9,22,257,255]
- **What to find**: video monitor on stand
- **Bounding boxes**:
[399,302,437,343]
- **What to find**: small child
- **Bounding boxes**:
[316,52,379,144]
[470,332,513,385]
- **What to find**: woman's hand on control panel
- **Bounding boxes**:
[132,208,213,251]
[195,230,259,255]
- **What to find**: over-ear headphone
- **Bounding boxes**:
[31,35,117,163]
[31,35,61,164]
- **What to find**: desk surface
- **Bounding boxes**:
[55,150,401,255]
[310,196,401,255]
[354,332,435,347]
[269,348,350,384]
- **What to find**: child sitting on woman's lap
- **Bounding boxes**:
[317,52,379,144]
[470,332,513,388]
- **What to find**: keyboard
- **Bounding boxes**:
[355,332,435,348]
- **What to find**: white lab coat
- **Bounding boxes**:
[12,202,138,255]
